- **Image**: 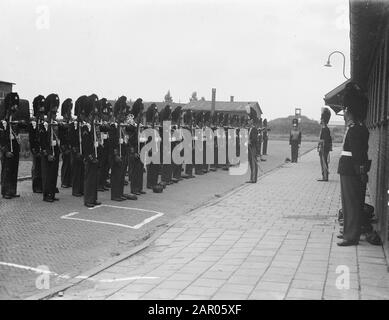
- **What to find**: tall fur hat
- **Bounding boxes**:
[61,98,73,118]
[0,92,20,119]
[44,94,60,115]
[263,118,268,127]
[171,106,183,123]
[343,82,368,120]
[211,112,219,126]
[86,94,99,117]
[99,98,109,115]
[194,111,203,126]
[292,118,298,126]
[218,112,224,125]
[146,103,158,123]
[321,107,331,125]
[183,110,193,125]
[131,98,144,118]
[75,95,88,117]
[114,96,127,118]
[159,105,172,122]
[33,95,45,117]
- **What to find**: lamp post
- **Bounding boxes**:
[324,51,349,80]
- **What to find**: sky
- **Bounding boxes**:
[0,0,350,121]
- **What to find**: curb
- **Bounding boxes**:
[26,146,317,300]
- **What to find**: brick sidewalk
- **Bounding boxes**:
[52,147,389,300]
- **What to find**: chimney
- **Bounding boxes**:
[211,88,216,116]
[230,96,234,102]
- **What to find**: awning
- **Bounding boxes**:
[323,79,351,115]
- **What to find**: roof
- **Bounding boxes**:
[184,100,262,116]
[350,0,389,89]
[0,80,15,85]
[323,79,351,115]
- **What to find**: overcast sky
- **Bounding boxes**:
[0,0,350,121]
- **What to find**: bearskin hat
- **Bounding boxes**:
[86,94,99,117]
[321,107,331,125]
[343,82,368,121]
[258,118,263,126]
[44,94,60,116]
[99,98,109,115]
[159,105,172,122]
[131,98,144,119]
[183,110,193,125]
[33,95,45,117]
[194,111,203,126]
[263,118,268,127]
[75,95,88,117]
[113,96,127,118]
[292,118,298,126]
[171,106,183,123]
[61,98,73,118]
[248,107,257,120]
[146,103,158,123]
[211,112,219,126]
[218,112,224,126]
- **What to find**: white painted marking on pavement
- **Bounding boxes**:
[0,262,58,275]
[60,206,164,229]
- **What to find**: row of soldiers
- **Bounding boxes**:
[0,92,268,207]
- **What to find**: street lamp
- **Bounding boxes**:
[324,51,349,80]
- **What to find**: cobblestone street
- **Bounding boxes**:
[51,146,389,300]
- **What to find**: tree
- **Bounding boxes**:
[200,96,206,101]
[164,90,173,103]
[190,91,198,102]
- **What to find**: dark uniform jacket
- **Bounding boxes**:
[337,121,369,176]
[0,120,19,154]
[319,126,332,153]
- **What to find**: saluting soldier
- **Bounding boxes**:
[29,95,45,193]
[70,96,87,197]
[337,83,370,246]
[317,108,332,182]
[80,94,101,207]
[59,98,73,188]
[40,94,61,202]
[289,118,301,163]
[0,93,21,199]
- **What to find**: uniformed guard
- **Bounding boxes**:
[129,98,146,195]
[81,94,101,207]
[70,96,86,197]
[59,98,73,188]
[145,103,162,191]
[202,111,211,174]
[97,98,111,191]
[317,108,332,182]
[289,118,301,163]
[171,106,183,182]
[160,105,173,185]
[194,111,204,175]
[0,93,21,199]
[110,96,137,201]
[222,113,231,171]
[29,95,45,193]
[182,110,195,179]
[262,118,269,155]
[337,82,370,246]
[209,111,219,172]
[247,110,258,183]
[40,94,61,202]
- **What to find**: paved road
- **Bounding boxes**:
[55,146,389,301]
[0,140,317,299]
